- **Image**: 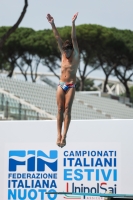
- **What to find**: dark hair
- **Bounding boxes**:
[62,40,73,50]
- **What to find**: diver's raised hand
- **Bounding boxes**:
[46,14,54,24]
[72,12,78,23]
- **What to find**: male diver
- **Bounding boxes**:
[46,12,80,147]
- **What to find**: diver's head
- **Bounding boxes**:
[62,40,73,58]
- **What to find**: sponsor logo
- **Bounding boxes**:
[8,150,58,200]
[63,182,116,199]
[9,150,58,172]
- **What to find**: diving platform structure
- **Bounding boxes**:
[46,192,133,199]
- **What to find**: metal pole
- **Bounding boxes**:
[19,103,22,120]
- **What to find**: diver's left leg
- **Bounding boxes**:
[60,88,75,147]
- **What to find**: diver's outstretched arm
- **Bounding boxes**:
[71,12,79,53]
[46,14,63,53]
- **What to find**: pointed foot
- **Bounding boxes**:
[56,135,62,147]
[60,135,66,148]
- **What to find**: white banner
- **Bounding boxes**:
[0,120,133,200]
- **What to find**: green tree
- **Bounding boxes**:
[130,86,133,103]
[111,28,133,98]
[1,24,133,92]
[0,27,35,78]
[76,78,98,91]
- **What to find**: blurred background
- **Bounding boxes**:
[0,0,133,120]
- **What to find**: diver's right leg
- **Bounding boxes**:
[56,86,65,147]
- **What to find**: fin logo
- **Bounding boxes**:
[9,150,58,172]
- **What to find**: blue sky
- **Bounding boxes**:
[0,0,133,81]
[1,0,133,31]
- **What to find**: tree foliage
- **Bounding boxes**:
[0,24,133,100]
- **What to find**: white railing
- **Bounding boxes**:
[1,71,133,95]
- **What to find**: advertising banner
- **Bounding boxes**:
[0,120,133,200]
